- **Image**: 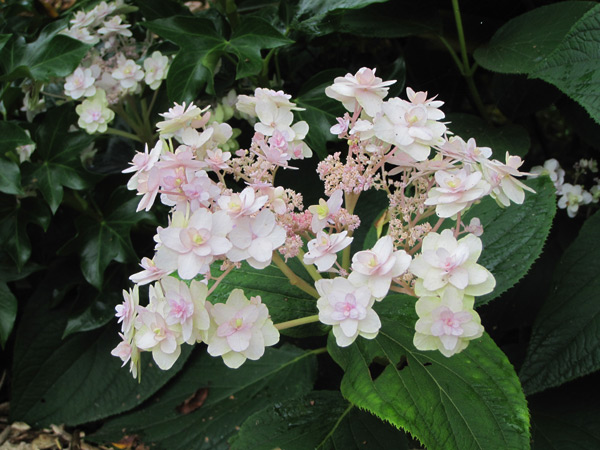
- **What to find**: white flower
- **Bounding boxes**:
[129,256,171,285]
[157,102,208,139]
[123,140,164,191]
[307,189,343,233]
[143,51,170,90]
[206,290,279,368]
[481,153,535,207]
[304,231,353,272]
[61,26,100,45]
[217,186,268,218]
[529,158,565,194]
[98,16,132,38]
[348,235,411,299]
[557,183,592,218]
[75,89,115,133]
[115,284,139,336]
[413,288,483,357]
[64,67,97,100]
[424,167,490,218]
[325,67,395,117]
[439,136,492,166]
[409,229,495,297]
[162,277,210,344]
[226,209,286,269]
[316,277,381,347]
[112,57,144,91]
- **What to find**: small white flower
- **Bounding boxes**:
[98,16,132,38]
[304,230,353,272]
[557,183,592,217]
[425,167,490,218]
[143,51,170,90]
[529,158,565,194]
[112,56,144,91]
[75,89,115,134]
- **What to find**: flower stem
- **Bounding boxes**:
[105,127,143,142]
[272,252,320,298]
[275,314,320,331]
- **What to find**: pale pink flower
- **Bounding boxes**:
[111,56,144,91]
[157,102,209,139]
[348,235,411,298]
[129,256,171,285]
[61,26,100,45]
[413,288,483,357]
[424,168,490,218]
[325,67,395,117]
[115,284,139,335]
[135,305,182,370]
[308,189,344,233]
[203,148,231,171]
[406,88,445,120]
[464,218,484,237]
[316,277,381,347]
[439,136,491,165]
[409,229,495,296]
[330,116,349,135]
[123,140,164,190]
[217,186,268,218]
[75,89,114,133]
[64,67,96,100]
[304,231,353,272]
[481,153,535,207]
[226,209,286,269]
[98,16,132,37]
[155,209,233,279]
[143,51,170,90]
[206,290,279,368]
[162,277,210,344]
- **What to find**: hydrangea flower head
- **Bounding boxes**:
[75,89,115,133]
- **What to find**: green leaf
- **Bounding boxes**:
[72,190,152,289]
[0,159,23,195]
[63,289,121,338]
[0,22,90,81]
[227,18,293,80]
[473,2,597,74]
[328,297,530,450]
[231,391,408,450]
[90,345,317,449]
[10,269,192,427]
[0,34,11,53]
[519,210,600,395]
[0,282,17,348]
[210,262,325,338]
[0,196,51,269]
[529,5,600,125]
[27,105,95,213]
[463,177,556,306]
[295,69,346,159]
[0,120,34,154]
[530,380,600,450]
[446,113,531,158]
[133,0,189,21]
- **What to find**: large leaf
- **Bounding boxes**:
[0,282,17,348]
[0,159,23,195]
[328,297,530,450]
[295,69,346,159]
[63,287,121,338]
[473,2,596,75]
[519,210,600,395]
[463,177,556,306]
[27,105,95,213]
[210,261,325,338]
[0,120,34,154]
[145,16,291,101]
[231,391,408,449]
[90,344,317,450]
[474,2,600,124]
[10,269,191,427]
[446,113,530,158]
[0,22,90,81]
[69,190,153,289]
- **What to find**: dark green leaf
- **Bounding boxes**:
[446,113,531,158]
[72,191,152,289]
[474,2,596,74]
[529,5,600,124]
[328,298,530,450]
[90,345,318,450]
[0,121,34,154]
[231,391,408,450]
[133,0,189,21]
[26,105,95,213]
[295,69,346,159]
[0,159,23,195]
[463,177,556,306]
[63,289,121,338]
[0,282,17,348]
[0,34,11,53]
[519,210,600,395]
[0,22,90,81]
[10,269,192,427]
[294,0,388,35]
[210,261,326,338]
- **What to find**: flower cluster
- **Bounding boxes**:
[59,1,170,134]
[114,68,535,377]
[529,157,598,217]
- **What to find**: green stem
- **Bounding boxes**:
[275,314,320,331]
[105,127,143,142]
[272,252,320,299]
[437,35,465,75]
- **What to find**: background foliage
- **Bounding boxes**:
[1,0,599,449]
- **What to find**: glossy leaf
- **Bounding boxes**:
[63,289,121,338]
[519,210,600,395]
[0,159,23,195]
[0,282,17,348]
[463,177,556,306]
[10,269,192,427]
[446,113,530,158]
[90,345,318,450]
[231,391,408,450]
[328,298,530,450]
[474,2,596,74]
[0,22,90,81]
[0,120,34,153]
[210,261,325,338]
